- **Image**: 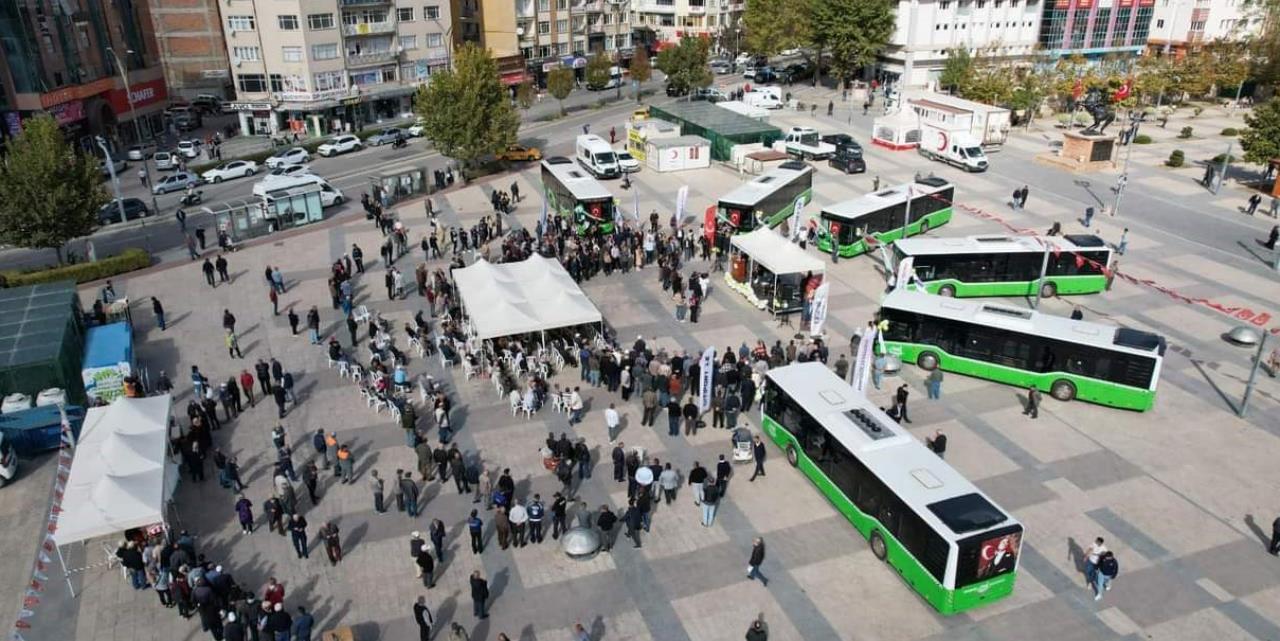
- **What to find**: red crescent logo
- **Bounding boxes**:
[981,543,996,561]
[670,149,677,159]
[937,132,948,151]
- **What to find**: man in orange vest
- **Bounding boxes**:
[325,432,339,471]
[337,443,354,483]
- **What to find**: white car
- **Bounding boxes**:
[317,134,362,157]
[265,147,310,168]
[201,160,258,183]
[408,121,426,137]
[616,151,640,173]
[710,60,732,74]
[176,140,202,159]
[268,164,313,178]
[780,48,801,56]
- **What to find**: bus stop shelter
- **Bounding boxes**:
[649,102,782,161]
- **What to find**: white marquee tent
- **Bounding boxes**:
[56,395,177,547]
[453,255,603,340]
[726,228,825,314]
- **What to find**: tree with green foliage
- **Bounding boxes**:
[546,67,575,115]
[586,54,612,91]
[413,43,518,168]
[515,81,536,112]
[0,114,107,264]
[1134,54,1173,105]
[657,36,713,95]
[938,48,973,95]
[1169,50,1215,100]
[1240,98,1280,166]
[1205,39,1250,98]
[630,48,652,103]
[810,0,893,87]
[1248,0,1280,87]
[742,0,810,59]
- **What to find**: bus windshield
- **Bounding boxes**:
[927,493,1007,534]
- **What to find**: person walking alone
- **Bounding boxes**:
[469,571,490,619]
[895,384,912,423]
[1023,385,1041,419]
[413,596,434,641]
[749,436,767,481]
[701,477,720,526]
[747,537,768,586]
[926,369,943,399]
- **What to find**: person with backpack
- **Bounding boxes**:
[1094,551,1119,600]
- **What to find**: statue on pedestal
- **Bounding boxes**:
[1079,87,1116,136]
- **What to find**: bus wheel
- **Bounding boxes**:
[786,444,799,467]
[917,351,940,371]
[1050,379,1076,402]
[938,284,956,297]
[870,531,888,561]
[919,220,930,234]
[1040,282,1058,298]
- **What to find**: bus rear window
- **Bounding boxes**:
[956,525,1022,588]
[927,493,1007,534]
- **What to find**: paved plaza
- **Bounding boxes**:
[7,95,1280,641]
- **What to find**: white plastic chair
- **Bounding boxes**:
[337,361,350,377]
[463,360,476,380]
[326,355,338,369]
[551,393,565,413]
[352,305,371,323]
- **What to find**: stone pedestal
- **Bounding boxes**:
[1035,130,1118,172]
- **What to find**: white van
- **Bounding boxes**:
[575,134,620,179]
[744,87,782,110]
[254,174,345,207]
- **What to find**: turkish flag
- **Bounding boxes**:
[1072,79,1084,100]
[1114,81,1131,101]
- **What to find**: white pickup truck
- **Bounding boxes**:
[772,126,837,161]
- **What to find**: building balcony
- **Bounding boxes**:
[577,1,605,12]
[633,0,677,12]
[687,3,705,12]
[339,0,391,6]
[343,22,396,36]
[346,50,399,66]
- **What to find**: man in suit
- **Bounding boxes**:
[413,596,433,641]
[469,571,490,619]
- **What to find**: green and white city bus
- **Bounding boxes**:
[761,362,1024,614]
[892,234,1113,298]
[715,160,813,250]
[816,176,954,258]
[541,156,616,235]
[878,289,1165,411]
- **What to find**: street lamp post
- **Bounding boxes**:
[107,47,157,249]
[1112,110,1138,217]
[95,136,129,233]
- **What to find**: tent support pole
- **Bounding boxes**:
[57,543,75,599]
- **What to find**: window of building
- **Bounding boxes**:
[1155,18,1164,27]
[940,0,950,8]
[227,15,256,31]
[312,43,339,60]
[398,7,414,21]
[976,0,985,7]
[282,46,303,61]
[308,13,335,30]
[425,5,441,18]
[557,0,567,8]
[278,15,299,30]
[233,46,261,61]
[426,33,442,47]
[603,12,611,23]
[237,73,267,92]
[400,35,418,49]
[539,20,551,33]
[556,18,568,31]
[660,14,674,25]
[314,70,345,91]
[1189,19,1205,30]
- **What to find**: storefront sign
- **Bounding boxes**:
[48,101,85,126]
[277,89,347,102]
[107,78,168,113]
[201,69,230,79]
[341,96,362,107]
[39,77,114,109]
[500,71,527,86]
[226,102,273,112]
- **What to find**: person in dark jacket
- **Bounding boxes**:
[596,505,618,552]
[291,606,315,641]
[469,571,490,619]
[747,537,768,586]
[682,397,699,435]
[745,619,769,641]
[749,436,767,481]
[623,499,643,548]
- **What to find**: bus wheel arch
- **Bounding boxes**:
[870,530,888,561]
[1050,379,1076,402]
[938,284,956,297]
[1039,281,1058,298]
[919,219,930,234]
[786,444,799,467]
[917,351,940,371]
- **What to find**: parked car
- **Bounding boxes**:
[190,94,223,113]
[691,87,728,103]
[366,128,406,146]
[98,156,127,178]
[408,120,426,137]
[496,144,542,162]
[126,143,156,161]
[665,83,689,97]
[265,147,310,168]
[174,111,202,132]
[616,151,640,173]
[780,48,801,56]
[821,133,861,149]
[710,59,732,74]
[176,140,202,159]
[317,134,362,157]
[201,160,259,183]
[152,171,201,195]
[753,66,778,84]
[828,144,866,174]
[153,151,179,171]
[268,164,313,178]
[743,64,757,80]
[97,198,151,225]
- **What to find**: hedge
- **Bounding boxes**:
[1,248,152,287]
[1221,127,1239,136]
[1133,134,1152,144]
[1211,153,1238,164]
[1178,126,1193,139]
[1167,149,1185,167]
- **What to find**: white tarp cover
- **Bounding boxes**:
[730,228,826,276]
[56,395,178,545]
[453,255,603,340]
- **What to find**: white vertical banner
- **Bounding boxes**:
[809,281,830,336]
[851,328,879,395]
[539,195,548,235]
[789,195,805,241]
[894,256,915,292]
[675,185,689,224]
[697,346,716,413]
[632,186,641,222]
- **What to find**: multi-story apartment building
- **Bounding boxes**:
[147,0,233,101]
[221,0,453,138]
[0,0,168,150]
[879,0,1044,88]
[453,0,529,86]
[516,0,634,87]
[1146,0,1263,57]
[630,0,742,47]
[1038,0,1156,59]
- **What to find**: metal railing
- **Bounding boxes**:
[342,22,396,36]
[346,50,399,66]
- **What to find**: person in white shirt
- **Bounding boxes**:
[1083,537,1108,587]
[508,501,529,547]
[568,387,584,425]
[605,403,620,442]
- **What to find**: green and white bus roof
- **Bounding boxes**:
[821,175,952,221]
[893,234,1109,257]
[541,157,614,202]
[767,361,1018,540]
[718,160,812,209]
[881,289,1165,357]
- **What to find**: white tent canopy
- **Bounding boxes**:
[731,228,826,276]
[56,395,178,546]
[453,255,603,340]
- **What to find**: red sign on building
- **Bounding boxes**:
[107,79,168,114]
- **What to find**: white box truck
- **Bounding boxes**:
[918,122,989,172]
[771,126,837,160]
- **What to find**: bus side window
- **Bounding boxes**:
[1007,253,1041,281]
[881,310,915,342]
[898,507,948,582]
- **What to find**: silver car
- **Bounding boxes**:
[152,171,201,194]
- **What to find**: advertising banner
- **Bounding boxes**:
[809,282,830,336]
[698,346,716,413]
